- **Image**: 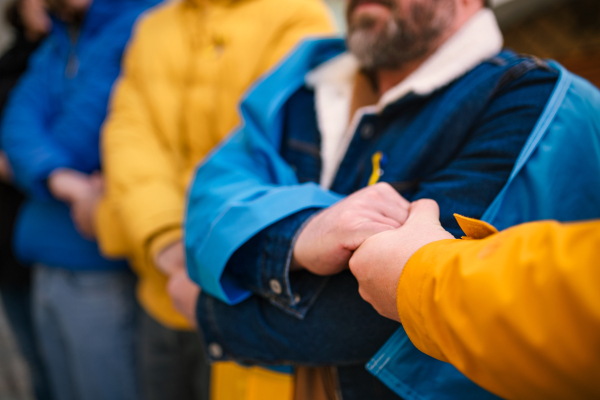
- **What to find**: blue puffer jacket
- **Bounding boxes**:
[0,0,161,270]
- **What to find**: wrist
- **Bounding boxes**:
[290,255,303,272]
[289,210,324,272]
[154,240,185,276]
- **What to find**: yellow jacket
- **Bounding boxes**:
[398,218,600,400]
[97,0,333,329]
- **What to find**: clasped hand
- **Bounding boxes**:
[349,199,454,321]
[155,241,201,328]
[292,185,455,322]
[292,183,410,276]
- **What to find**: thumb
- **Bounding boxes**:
[405,199,442,226]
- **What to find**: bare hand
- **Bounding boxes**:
[167,269,200,328]
[48,169,103,239]
[293,183,410,276]
[349,199,455,321]
[154,240,185,276]
[70,172,103,238]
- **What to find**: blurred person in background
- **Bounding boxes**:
[181,0,568,398]
[0,0,162,399]
[95,0,333,399]
[349,199,600,400]
[0,2,53,399]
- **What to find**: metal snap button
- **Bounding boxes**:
[269,279,282,295]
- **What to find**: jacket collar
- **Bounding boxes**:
[306,8,503,111]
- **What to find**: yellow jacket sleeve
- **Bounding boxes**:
[398,219,600,400]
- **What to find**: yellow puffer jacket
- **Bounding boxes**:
[398,217,600,400]
[97,1,333,398]
[97,0,333,328]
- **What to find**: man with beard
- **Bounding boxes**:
[0,0,161,399]
[182,0,559,398]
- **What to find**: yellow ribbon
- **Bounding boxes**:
[368,151,384,186]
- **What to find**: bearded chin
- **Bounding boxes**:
[347,18,403,70]
[346,1,454,71]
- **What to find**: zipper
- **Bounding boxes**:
[65,50,79,79]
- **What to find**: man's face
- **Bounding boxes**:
[45,0,91,23]
[346,0,456,70]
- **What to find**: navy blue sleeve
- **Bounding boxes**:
[197,270,401,365]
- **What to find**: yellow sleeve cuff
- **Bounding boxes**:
[96,197,131,258]
[147,227,183,261]
[397,239,459,362]
[397,216,499,360]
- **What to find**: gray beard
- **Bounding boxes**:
[347,1,455,70]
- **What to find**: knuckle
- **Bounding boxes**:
[421,198,438,208]
[375,182,394,194]
[338,209,355,224]
[365,188,382,201]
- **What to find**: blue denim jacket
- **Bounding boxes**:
[188,39,558,399]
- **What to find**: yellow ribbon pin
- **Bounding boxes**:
[368,151,385,186]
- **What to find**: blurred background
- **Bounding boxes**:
[0,0,597,399]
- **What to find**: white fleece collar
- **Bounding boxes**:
[305,8,504,189]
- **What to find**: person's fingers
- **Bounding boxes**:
[355,183,409,223]
[372,202,409,225]
[89,174,105,192]
[371,182,410,209]
[346,222,395,250]
[406,199,442,226]
[360,210,403,228]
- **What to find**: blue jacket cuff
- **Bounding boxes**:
[185,184,342,305]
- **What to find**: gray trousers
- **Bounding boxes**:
[138,309,211,400]
[33,265,139,400]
